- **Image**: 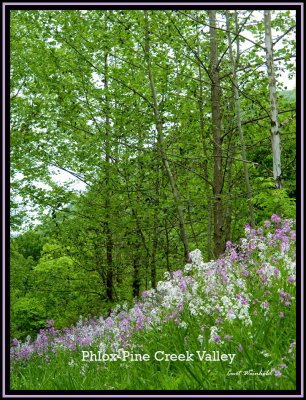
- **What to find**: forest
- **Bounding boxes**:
[10,8,297,391]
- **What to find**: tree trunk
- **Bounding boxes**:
[264,10,283,190]
[144,10,190,262]
[104,53,114,303]
[150,170,159,288]
[226,11,256,228]
[208,10,224,258]
[197,31,213,259]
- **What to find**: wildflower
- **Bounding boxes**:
[178,280,187,291]
[214,336,221,342]
[264,220,271,228]
[287,276,295,283]
[105,318,114,327]
[272,368,282,377]
[279,312,284,318]
[238,344,243,352]
[141,291,148,299]
[285,301,291,306]
[173,270,183,280]
[12,338,18,346]
[224,335,231,341]
[271,214,281,223]
[279,364,287,369]
[288,342,296,353]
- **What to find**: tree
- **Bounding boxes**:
[264,10,283,190]
[226,10,255,228]
[208,10,224,257]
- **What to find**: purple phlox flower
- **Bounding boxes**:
[264,301,269,309]
[242,270,249,277]
[142,290,148,299]
[285,301,291,306]
[179,280,187,291]
[274,268,279,275]
[271,214,281,223]
[215,318,223,325]
[12,338,18,346]
[105,318,114,327]
[241,298,249,305]
[83,336,92,346]
[253,310,258,315]
[278,364,288,369]
[46,319,54,328]
[214,336,221,342]
[245,224,250,229]
[230,249,238,262]
[257,227,263,235]
[238,344,243,352]
[224,335,231,341]
[201,324,207,331]
[173,270,183,280]
[273,369,282,377]
[287,276,295,283]
[279,312,284,318]
[187,253,192,262]
[226,241,232,250]
[264,220,271,228]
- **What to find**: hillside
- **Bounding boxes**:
[10,215,297,390]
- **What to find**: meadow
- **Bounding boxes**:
[10,215,297,391]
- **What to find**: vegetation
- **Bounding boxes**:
[10,8,297,391]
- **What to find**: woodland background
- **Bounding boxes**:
[10,9,296,341]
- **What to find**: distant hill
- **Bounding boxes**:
[279,89,296,104]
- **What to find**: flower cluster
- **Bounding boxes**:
[10,215,296,370]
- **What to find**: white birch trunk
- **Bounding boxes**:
[264,10,283,190]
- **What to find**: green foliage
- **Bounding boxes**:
[253,178,296,224]
[10,9,296,349]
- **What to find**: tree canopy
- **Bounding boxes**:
[9,8,297,341]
